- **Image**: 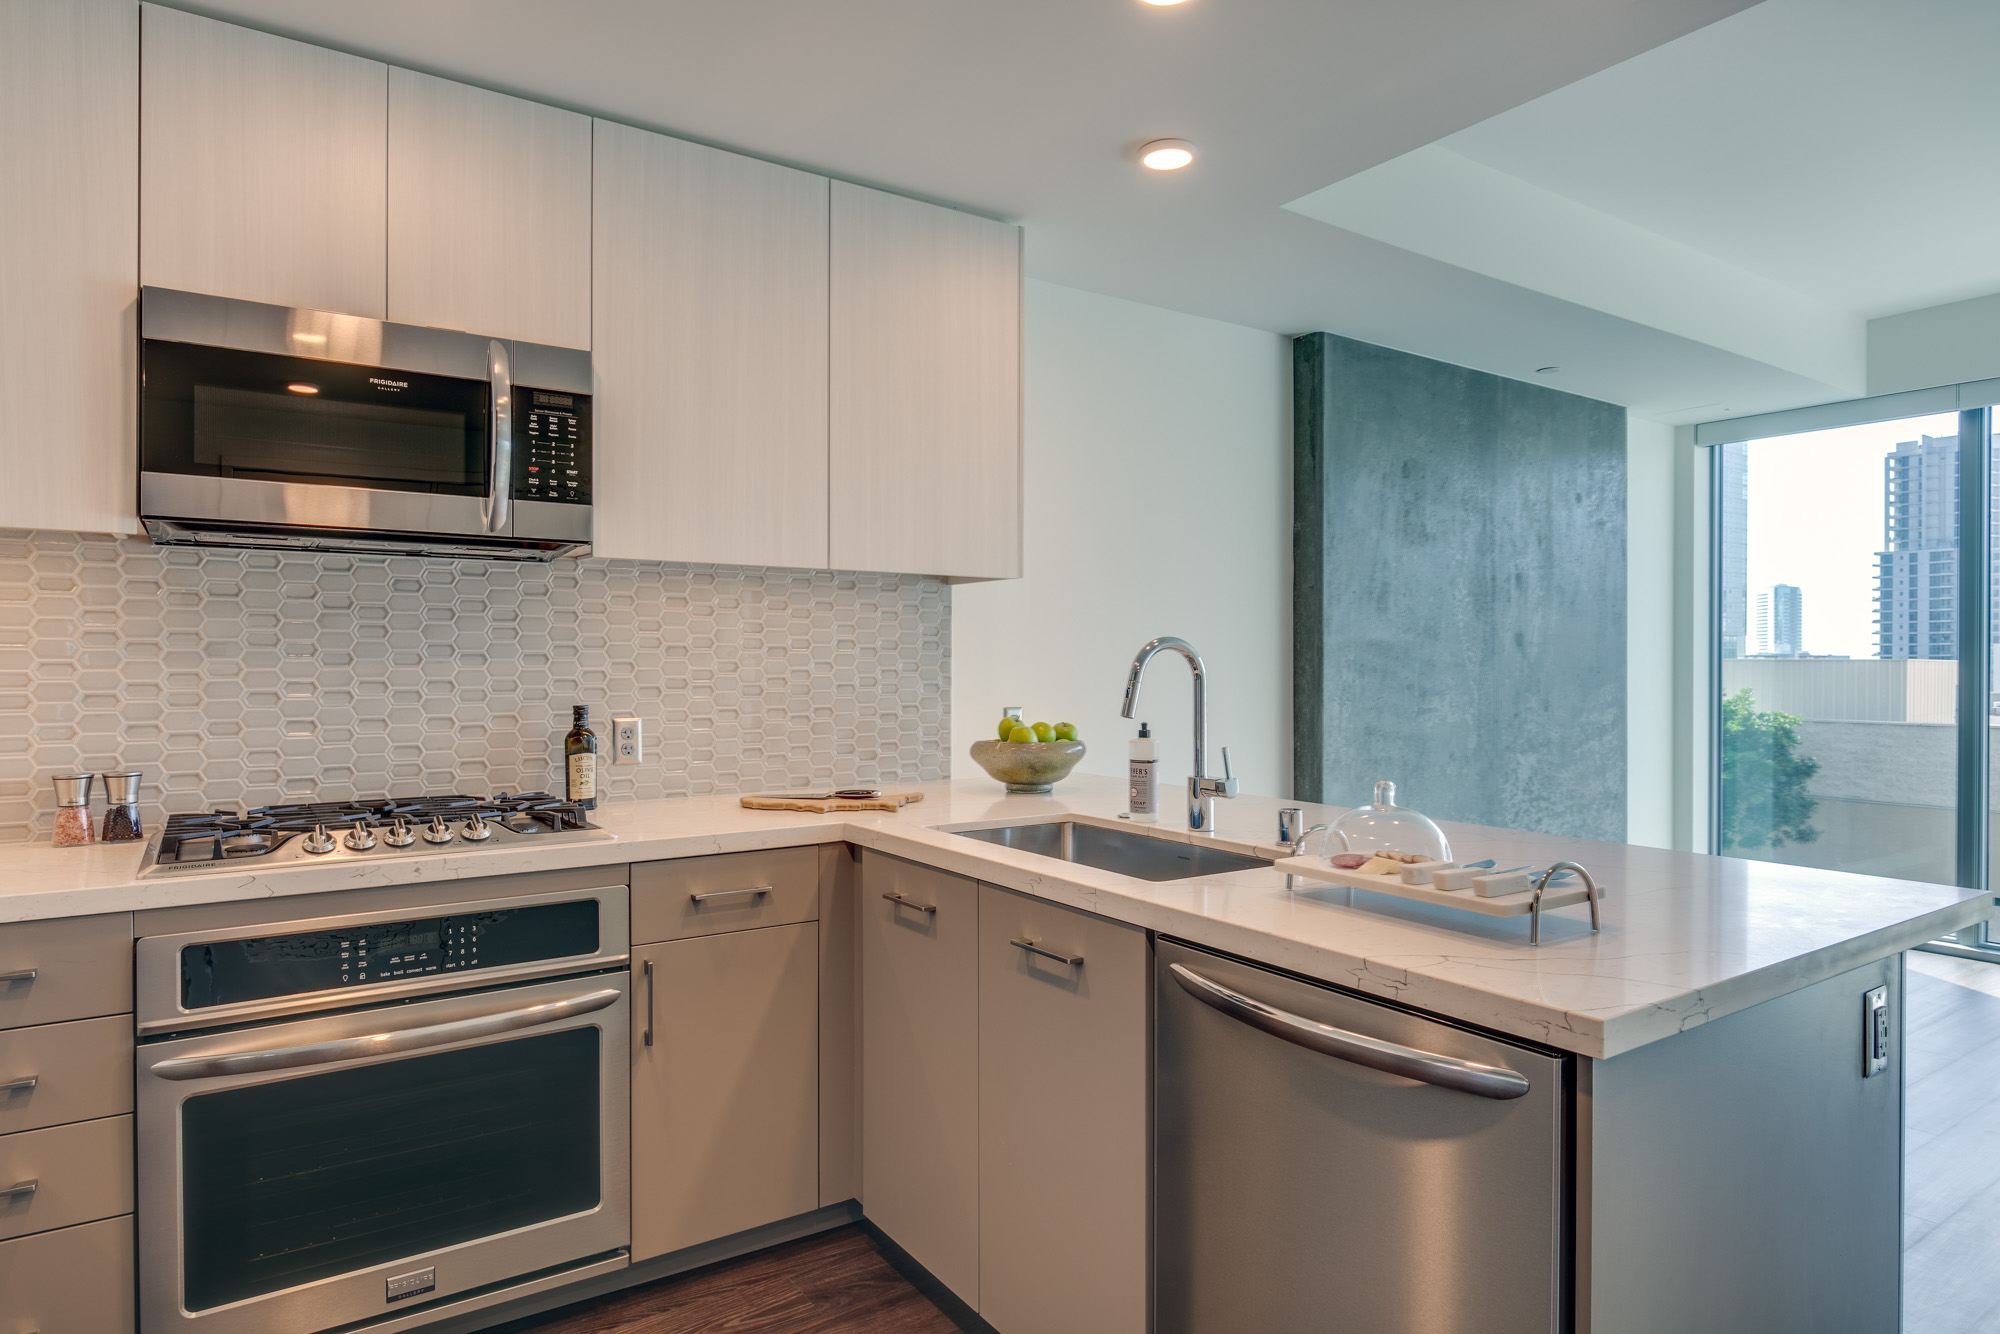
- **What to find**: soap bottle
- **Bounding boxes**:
[1128,723,1158,823]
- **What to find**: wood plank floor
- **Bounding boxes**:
[1906,955,2000,1334]
[484,1226,966,1334]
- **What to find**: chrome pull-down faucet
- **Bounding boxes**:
[1120,636,1238,832]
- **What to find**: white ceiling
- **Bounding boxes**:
[1289,0,2000,419]
[165,0,1769,419]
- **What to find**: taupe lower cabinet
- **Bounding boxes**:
[858,853,1148,1331]
[630,855,822,1262]
[977,884,1148,1334]
[858,854,982,1305]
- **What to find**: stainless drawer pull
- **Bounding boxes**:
[690,886,772,905]
[882,892,937,915]
[0,1076,37,1095]
[0,1178,36,1200]
[149,987,621,1080]
[0,968,36,984]
[643,960,656,1049]
[1168,962,1530,1101]
[1011,937,1084,967]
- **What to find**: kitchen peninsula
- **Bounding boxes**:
[0,774,1985,1334]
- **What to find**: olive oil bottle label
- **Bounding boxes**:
[567,752,597,801]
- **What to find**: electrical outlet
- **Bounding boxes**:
[610,716,642,766]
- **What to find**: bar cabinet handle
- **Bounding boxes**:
[1011,937,1084,967]
[690,886,771,904]
[882,892,937,914]
[0,969,36,984]
[643,960,656,1049]
[0,1179,36,1200]
[0,1076,37,1095]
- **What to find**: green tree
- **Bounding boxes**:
[1720,688,1820,851]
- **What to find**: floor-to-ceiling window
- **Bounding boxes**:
[1705,389,1999,1334]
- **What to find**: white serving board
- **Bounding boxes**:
[1272,856,1608,918]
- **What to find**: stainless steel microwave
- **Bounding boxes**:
[139,287,593,560]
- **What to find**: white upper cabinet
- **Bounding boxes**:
[388,69,591,348]
[0,0,139,535]
[592,121,830,567]
[140,4,387,317]
[830,182,1021,580]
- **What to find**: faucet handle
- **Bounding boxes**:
[1200,747,1240,799]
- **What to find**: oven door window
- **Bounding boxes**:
[179,1027,600,1312]
[141,338,489,495]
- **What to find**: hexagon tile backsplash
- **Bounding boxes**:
[0,530,950,842]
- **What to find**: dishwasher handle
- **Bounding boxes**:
[1168,962,1530,1100]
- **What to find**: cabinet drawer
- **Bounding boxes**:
[0,1017,132,1136]
[0,915,131,1031]
[0,1215,134,1334]
[632,849,819,943]
[0,1115,133,1243]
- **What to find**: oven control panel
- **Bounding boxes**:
[514,388,591,505]
[180,899,600,1010]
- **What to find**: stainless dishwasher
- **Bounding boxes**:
[1156,938,1570,1334]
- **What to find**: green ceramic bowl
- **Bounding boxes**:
[969,739,1088,794]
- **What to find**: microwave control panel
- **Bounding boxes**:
[514,388,592,505]
[178,898,601,1010]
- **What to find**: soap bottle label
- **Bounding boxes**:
[1129,759,1157,822]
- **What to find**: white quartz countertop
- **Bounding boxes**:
[0,775,1987,1059]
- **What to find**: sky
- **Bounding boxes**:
[1742,410,1963,659]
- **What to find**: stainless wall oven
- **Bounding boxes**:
[139,287,593,560]
[136,886,631,1334]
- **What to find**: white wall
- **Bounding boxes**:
[1626,414,1676,847]
[952,281,1292,802]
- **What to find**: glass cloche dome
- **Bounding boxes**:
[1327,780,1452,863]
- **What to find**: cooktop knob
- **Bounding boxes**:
[460,815,495,842]
[343,823,377,851]
[421,816,454,844]
[300,824,337,854]
[382,818,417,847]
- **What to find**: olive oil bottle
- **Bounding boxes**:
[564,704,598,809]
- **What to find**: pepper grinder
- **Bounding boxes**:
[100,771,144,842]
[51,773,95,847]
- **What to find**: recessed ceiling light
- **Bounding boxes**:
[286,382,321,395]
[1534,366,1560,375]
[1140,139,1195,171]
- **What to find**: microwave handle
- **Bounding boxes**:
[485,339,513,534]
[146,986,619,1081]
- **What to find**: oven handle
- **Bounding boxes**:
[484,338,513,534]
[146,986,620,1081]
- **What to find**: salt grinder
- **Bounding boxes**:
[51,773,95,847]
[100,771,144,842]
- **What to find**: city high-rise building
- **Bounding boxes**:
[1872,433,2000,662]
[1753,584,1803,656]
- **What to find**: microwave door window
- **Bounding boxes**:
[141,339,491,497]
[192,386,480,489]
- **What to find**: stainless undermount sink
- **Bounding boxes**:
[954,821,1274,882]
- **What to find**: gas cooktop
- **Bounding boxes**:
[137,792,615,876]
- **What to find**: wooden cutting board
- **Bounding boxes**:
[740,791,926,813]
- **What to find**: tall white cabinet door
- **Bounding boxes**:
[630,924,820,1261]
[388,69,591,348]
[0,0,138,536]
[140,4,387,317]
[977,885,1149,1334]
[859,852,980,1307]
[829,182,1021,580]
[592,121,830,567]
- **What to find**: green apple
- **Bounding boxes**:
[1007,725,1037,743]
